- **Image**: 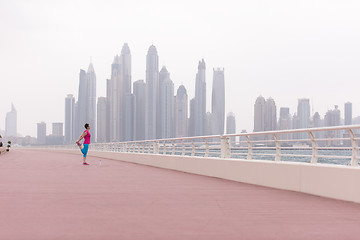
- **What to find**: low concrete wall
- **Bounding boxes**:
[49,149,360,203]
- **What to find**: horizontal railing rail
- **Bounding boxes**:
[41,125,360,166]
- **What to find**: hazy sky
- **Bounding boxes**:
[1,0,360,137]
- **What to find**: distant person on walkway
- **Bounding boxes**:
[76,123,91,165]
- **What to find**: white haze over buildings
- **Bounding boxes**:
[0,0,360,137]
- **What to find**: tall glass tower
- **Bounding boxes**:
[5,103,17,137]
[175,85,188,138]
[211,68,225,135]
[145,45,159,140]
[76,62,96,140]
[194,59,206,136]
[65,94,75,144]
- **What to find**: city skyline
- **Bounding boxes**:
[1,0,360,137]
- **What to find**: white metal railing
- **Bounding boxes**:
[43,125,360,166]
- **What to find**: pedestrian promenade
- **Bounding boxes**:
[1,149,360,240]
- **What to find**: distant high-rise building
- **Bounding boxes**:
[121,43,132,95]
[312,112,323,139]
[159,66,174,139]
[5,103,17,137]
[47,122,63,145]
[76,62,96,140]
[264,97,276,132]
[324,105,341,145]
[211,68,225,135]
[226,112,236,143]
[109,55,121,141]
[52,123,63,136]
[325,105,341,127]
[313,112,322,128]
[175,85,188,138]
[87,63,96,140]
[278,107,291,140]
[278,107,291,130]
[37,122,46,145]
[106,79,111,142]
[65,94,75,144]
[205,112,212,136]
[77,69,87,136]
[345,102,352,125]
[297,98,310,128]
[120,43,132,141]
[145,45,159,140]
[188,98,195,137]
[124,93,136,141]
[253,95,265,132]
[97,97,107,143]
[134,80,146,140]
[194,59,206,136]
[297,98,310,139]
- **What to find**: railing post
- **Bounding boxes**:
[171,140,175,155]
[348,129,359,166]
[308,131,318,163]
[273,134,281,162]
[204,138,209,157]
[163,141,167,155]
[191,139,195,156]
[181,140,185,156]
[124,143,128,153]
[246,136,252,160]
[221,136,231,159]
[153,141,159,154]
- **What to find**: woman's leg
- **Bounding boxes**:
[82,144,89,165]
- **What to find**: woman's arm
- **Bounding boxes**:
[76,131,87,143]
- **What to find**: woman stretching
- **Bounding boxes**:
[76,123,91,165]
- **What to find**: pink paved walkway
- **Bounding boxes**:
[1,149,360,240]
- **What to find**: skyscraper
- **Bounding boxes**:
[253,95,265,132]
[264,97,277,132]
[226,112,236,143]
[108,55,121,141]
[97,97,107,143]
[194,59,206,136]
[124,93,136,141]
[211,68,225,135]
[5,104,17,137]
[37,122,46,145]
[345,102,352,125]
[134,80,146,140]
[297,98,310,129]
[159,66,174,139]
[121,43,132,95]
[77,69,87,136]
[52,123,63,136]
[87,62,96,140]
[297,98,310,139]
[120,43,132,141]
[278,107,291,140]
[175,85,188,138]
[278,107,291,130]
[324,105,341,145]
[312,112,323,139]
[76,63,96,140]
[188,98,195,137]
[65,94,75,144]
[145,45,159,140]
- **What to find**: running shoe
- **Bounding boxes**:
[83,162,90,165]
[76,142,81,146]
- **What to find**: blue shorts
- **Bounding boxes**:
[81,144,89,157]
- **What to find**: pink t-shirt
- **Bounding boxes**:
[83,130,91,144]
